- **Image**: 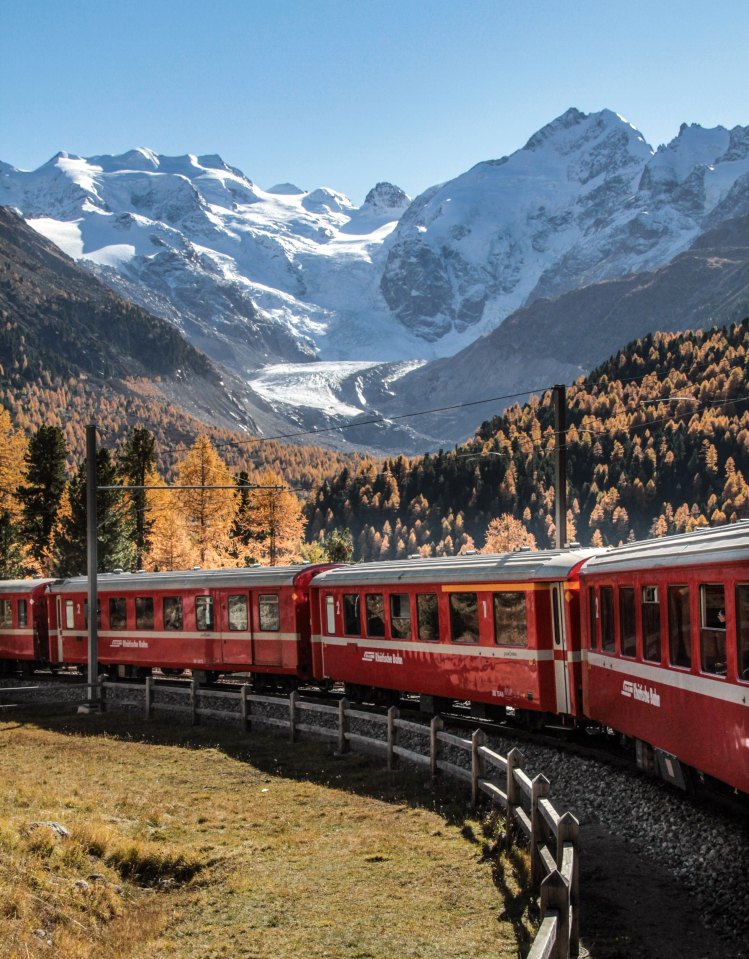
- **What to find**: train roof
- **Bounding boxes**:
[310,548,600,587]
[0,579,55,595]
[582,521,749,575]
[47,565,326,593]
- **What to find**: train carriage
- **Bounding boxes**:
[310,549,598,718]
[0,580,54,675]
[46,565,332,685]
[580,522,749,794]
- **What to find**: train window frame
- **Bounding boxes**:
[390,593,411,640]
[599,586,615,653]
[699,583,726,676]
[325,595,336,635]
[365,593,386,638]
[228,595,249,631]
[258,594,280,632]
[0,599,12,628]
[641,586,661,663]
[163,596,183,630]
[493,591,527,647]
[667,585,692,669]
[416,593,440,642]
[17,599,27,628]
[588,587,598,650]
[449,592,479,645]
[618,587,636,658]
[343,594,361,636]
[736,584,749,683]
[65,599,75,630]
[109,597,127,631]
[135,596,154,631]
[195,596,214,632]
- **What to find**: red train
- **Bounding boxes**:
[0,523,747,795]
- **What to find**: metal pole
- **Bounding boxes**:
[553,385,567,550]
[86,424,98,706]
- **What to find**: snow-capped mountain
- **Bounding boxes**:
[3,107,749,452]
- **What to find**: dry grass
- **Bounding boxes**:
[0,713,533,958]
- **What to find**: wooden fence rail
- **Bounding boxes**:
[2,678,581,958]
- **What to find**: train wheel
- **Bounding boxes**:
[160,668,184,677]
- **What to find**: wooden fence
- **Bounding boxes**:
[1,678,581,959]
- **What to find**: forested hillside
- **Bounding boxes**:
[307,321,749,558]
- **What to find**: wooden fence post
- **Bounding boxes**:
[144,675,152,720]
[337,697,349,755]
[557,811,580,957]
[240,683,249,731]
[387,706,399,771]
[98,674,106,712]
[540,870,570,959]
[530,774,551,890]
[190,678,198,725]
[430,715,443,783]
[505,747,524,849]
[471,729,487,809]
[289,690,299,743]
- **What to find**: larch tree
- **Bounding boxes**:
[234,467,306,566]
[18,424,67,574]
[176,435,235,567]
[481,514,537,554]
[145,468,195,571]
[0,410,30,577]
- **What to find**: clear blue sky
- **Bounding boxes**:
[2,0,748,204]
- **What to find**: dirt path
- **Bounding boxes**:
[579,822,746,959]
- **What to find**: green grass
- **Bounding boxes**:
[0,712,533,958]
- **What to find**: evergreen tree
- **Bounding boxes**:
[55,448,133,575]
[322,527,354,563]
[118,427,156,570]
[18,425,68,573]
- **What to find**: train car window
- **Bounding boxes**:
[163,597,183,630]
[366,594,386,637]
[417,594,440,641]
[17,599,27,627]
[84,600,101,628]
[736,586,749,682]
[600,587,615,652]
[449,593,479,644]
[699,584,726,675]
[493,592,527,646]
[641,587,661,662]
[325,595,336,635]
[65,599,75,630]
[619,587,636,658]
[109,598,127,630]
[228,595,249,631]
[135,597,154,630]
[390,594,411,639]
[195,596,214,631]
[667,586,691,669]
[343,594,361,636]
[588,588,598,650]
[258,594,280,631]
[0,599,12,627]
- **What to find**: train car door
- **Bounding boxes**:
[252,591,283,666]
[55,596,64,663]
[551,583,571,714]
[222,591,253,667]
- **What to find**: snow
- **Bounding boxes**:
[249,361,383,417]
[26,217,84,258]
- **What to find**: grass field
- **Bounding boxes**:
[0,711,533,959]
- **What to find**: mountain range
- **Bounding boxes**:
[3,107,749,453]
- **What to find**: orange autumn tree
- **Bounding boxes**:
[481,514,537,554]
[144,468,194,571]
[234,467,306,566]
[176,436,236,568]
